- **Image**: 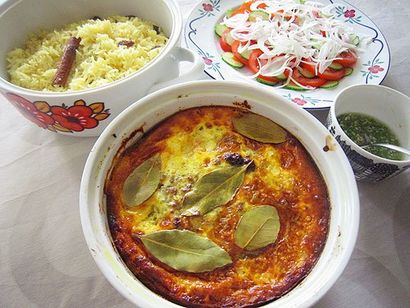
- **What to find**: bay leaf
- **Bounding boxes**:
[232,113,287,144]
[122,155,161,209]
[181,164,248,216]
[234,205,280,250]
[140,229,232,273]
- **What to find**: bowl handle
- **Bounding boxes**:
[148,47,204,93]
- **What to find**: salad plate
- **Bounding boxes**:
[184,0,390,109]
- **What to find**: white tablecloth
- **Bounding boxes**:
[1,0,409,307]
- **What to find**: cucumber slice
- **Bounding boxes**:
[298,67,315,78]
[248,10,269,22]
[225,31,234,46]
[285,82,308,91]
[311,41,323,50]
[320,81,339,89]
[320,12,333,18]
[275,72,287,80]
[351,35,360,46]
[240,48,251,60]
[225,8,235,18]
[222,52,244,68]
[344,67,354,76]
[215,23,228,37]
[256,77,278,86]
[329,62,344,70]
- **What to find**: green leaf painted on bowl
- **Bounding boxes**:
[232,113,287,144]
[234,205,280,250]
[181,164,248,216]
[122,155,161,209]
[140,230,232,273]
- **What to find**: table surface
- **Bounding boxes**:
[1,0,409,307]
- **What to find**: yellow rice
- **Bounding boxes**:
[6,16,168,92]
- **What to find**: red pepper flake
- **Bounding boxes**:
[118,40,134,48]
[52,37,81,87]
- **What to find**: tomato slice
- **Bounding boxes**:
[291,68,327,87]
[231,40,249,66]
[319,68,345,81]
[232,0,255,16]
[284,15,299,24]
[312,10,320,18]
[257,74,279,83]
[256,2,267,9]
[334,51,357,67]
[220,30,232,52]
[248,49,263,73]
[231,0,267,15]
[248,50,280,82]
[301,62,345,81]
[301,62,317,74]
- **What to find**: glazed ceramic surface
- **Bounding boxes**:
[327,84,410,182]
[80,80,360,307]
[0,0,204,136]
[184,0,390,109]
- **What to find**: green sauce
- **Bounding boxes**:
[337,112,404,161]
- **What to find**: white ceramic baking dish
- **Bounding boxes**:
[80,80,360,307]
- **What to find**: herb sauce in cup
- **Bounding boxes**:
[337,112,404,161]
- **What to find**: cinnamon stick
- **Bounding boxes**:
[52,37,81,87]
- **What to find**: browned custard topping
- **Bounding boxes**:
[105,106,330,307]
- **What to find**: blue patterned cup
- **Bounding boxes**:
[327,85,410,182]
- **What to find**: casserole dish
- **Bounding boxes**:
[80,80,359,307]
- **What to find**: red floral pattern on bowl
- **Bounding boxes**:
[7,93,55,129]
[51,105,98,132]
[5,93,110,133]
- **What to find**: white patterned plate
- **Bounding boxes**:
[184,0,390,109]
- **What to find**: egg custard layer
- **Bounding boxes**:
[105,106,330,307]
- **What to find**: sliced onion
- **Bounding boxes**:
[223,0,367,84]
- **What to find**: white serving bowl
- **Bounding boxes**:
[327,84,410,182]
[80,80,360,307]
[0,0,203,136]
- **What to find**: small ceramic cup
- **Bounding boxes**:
[327,84,410,182]
[0,0,204,137]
